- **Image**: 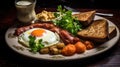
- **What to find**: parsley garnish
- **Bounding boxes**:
[29,36,44,53]
[53,5,82,36]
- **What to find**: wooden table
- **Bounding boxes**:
[0,8,120,67]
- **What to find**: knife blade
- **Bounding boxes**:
[64,6,113,16]
[64,5,78,12]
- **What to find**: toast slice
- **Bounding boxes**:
[77,19,109,43]
[108,26,117,39]
[72,10,96,27]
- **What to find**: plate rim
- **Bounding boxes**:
[5,14,120,61]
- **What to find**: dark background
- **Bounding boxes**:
[0,0,120,67]
[0,0,120,10]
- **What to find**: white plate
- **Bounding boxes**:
[5,14,120,61]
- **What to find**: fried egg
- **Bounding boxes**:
[18,28,60,47]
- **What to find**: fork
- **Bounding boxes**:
[64,6,113,17]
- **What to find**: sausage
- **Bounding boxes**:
[14,22,54,36]
[59,30,80,44]
[14,22,80,44]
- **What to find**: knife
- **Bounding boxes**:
[64,6,113,17]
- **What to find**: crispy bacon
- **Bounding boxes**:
[14,22,80,44]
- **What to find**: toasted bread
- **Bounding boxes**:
[108,26,117,39]
[77,19,109,43]
[73,10,96,27]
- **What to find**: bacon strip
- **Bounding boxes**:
[14,22,80,44]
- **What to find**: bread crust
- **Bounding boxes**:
[77,19,109,43]
[108,26,117,39]
[73,10,96,27]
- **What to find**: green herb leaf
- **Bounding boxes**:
[37,39,44,49]
[28,36,44,53]
[53,5,82,36]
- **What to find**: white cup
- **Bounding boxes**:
[15,0,36,23]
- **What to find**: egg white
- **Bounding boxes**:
[18,28,60,47]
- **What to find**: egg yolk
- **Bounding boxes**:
[31,29,45,37]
